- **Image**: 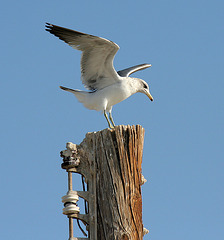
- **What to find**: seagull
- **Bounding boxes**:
[45,23,153,128]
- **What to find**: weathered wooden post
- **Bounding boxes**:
[60,125,148,239]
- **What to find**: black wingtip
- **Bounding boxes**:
[45,22,52,31]
[45,23,57,33]
[60,86,68,91]
[45,22,50,27]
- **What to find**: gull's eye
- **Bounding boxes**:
[143,83,148,89]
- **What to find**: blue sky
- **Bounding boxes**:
[1,0,223,239]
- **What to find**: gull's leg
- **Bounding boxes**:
[104,110,113,129]
[109,110,116,127]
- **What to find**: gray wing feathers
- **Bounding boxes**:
[46,23,120,90]
[117,63,151,77]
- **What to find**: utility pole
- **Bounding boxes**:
[60,125,149,239]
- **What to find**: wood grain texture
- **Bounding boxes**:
[77,125,145,240]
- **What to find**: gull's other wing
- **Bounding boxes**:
[46,23,120,90]
[117,63,151,77]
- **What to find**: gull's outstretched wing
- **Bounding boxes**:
[117,63,151,77]
[46,23,120,90]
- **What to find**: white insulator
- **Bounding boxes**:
[62,191,79,203]
[63,204,80,215]
[62,191,80,215]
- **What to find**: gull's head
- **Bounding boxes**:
[137,79,153,101]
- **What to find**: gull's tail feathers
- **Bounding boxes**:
[59,86,88,104]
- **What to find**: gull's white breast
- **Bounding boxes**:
[83,78,135,112]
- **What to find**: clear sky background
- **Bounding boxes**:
[1,0,223,239]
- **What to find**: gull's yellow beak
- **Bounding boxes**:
[145,90,154,101]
